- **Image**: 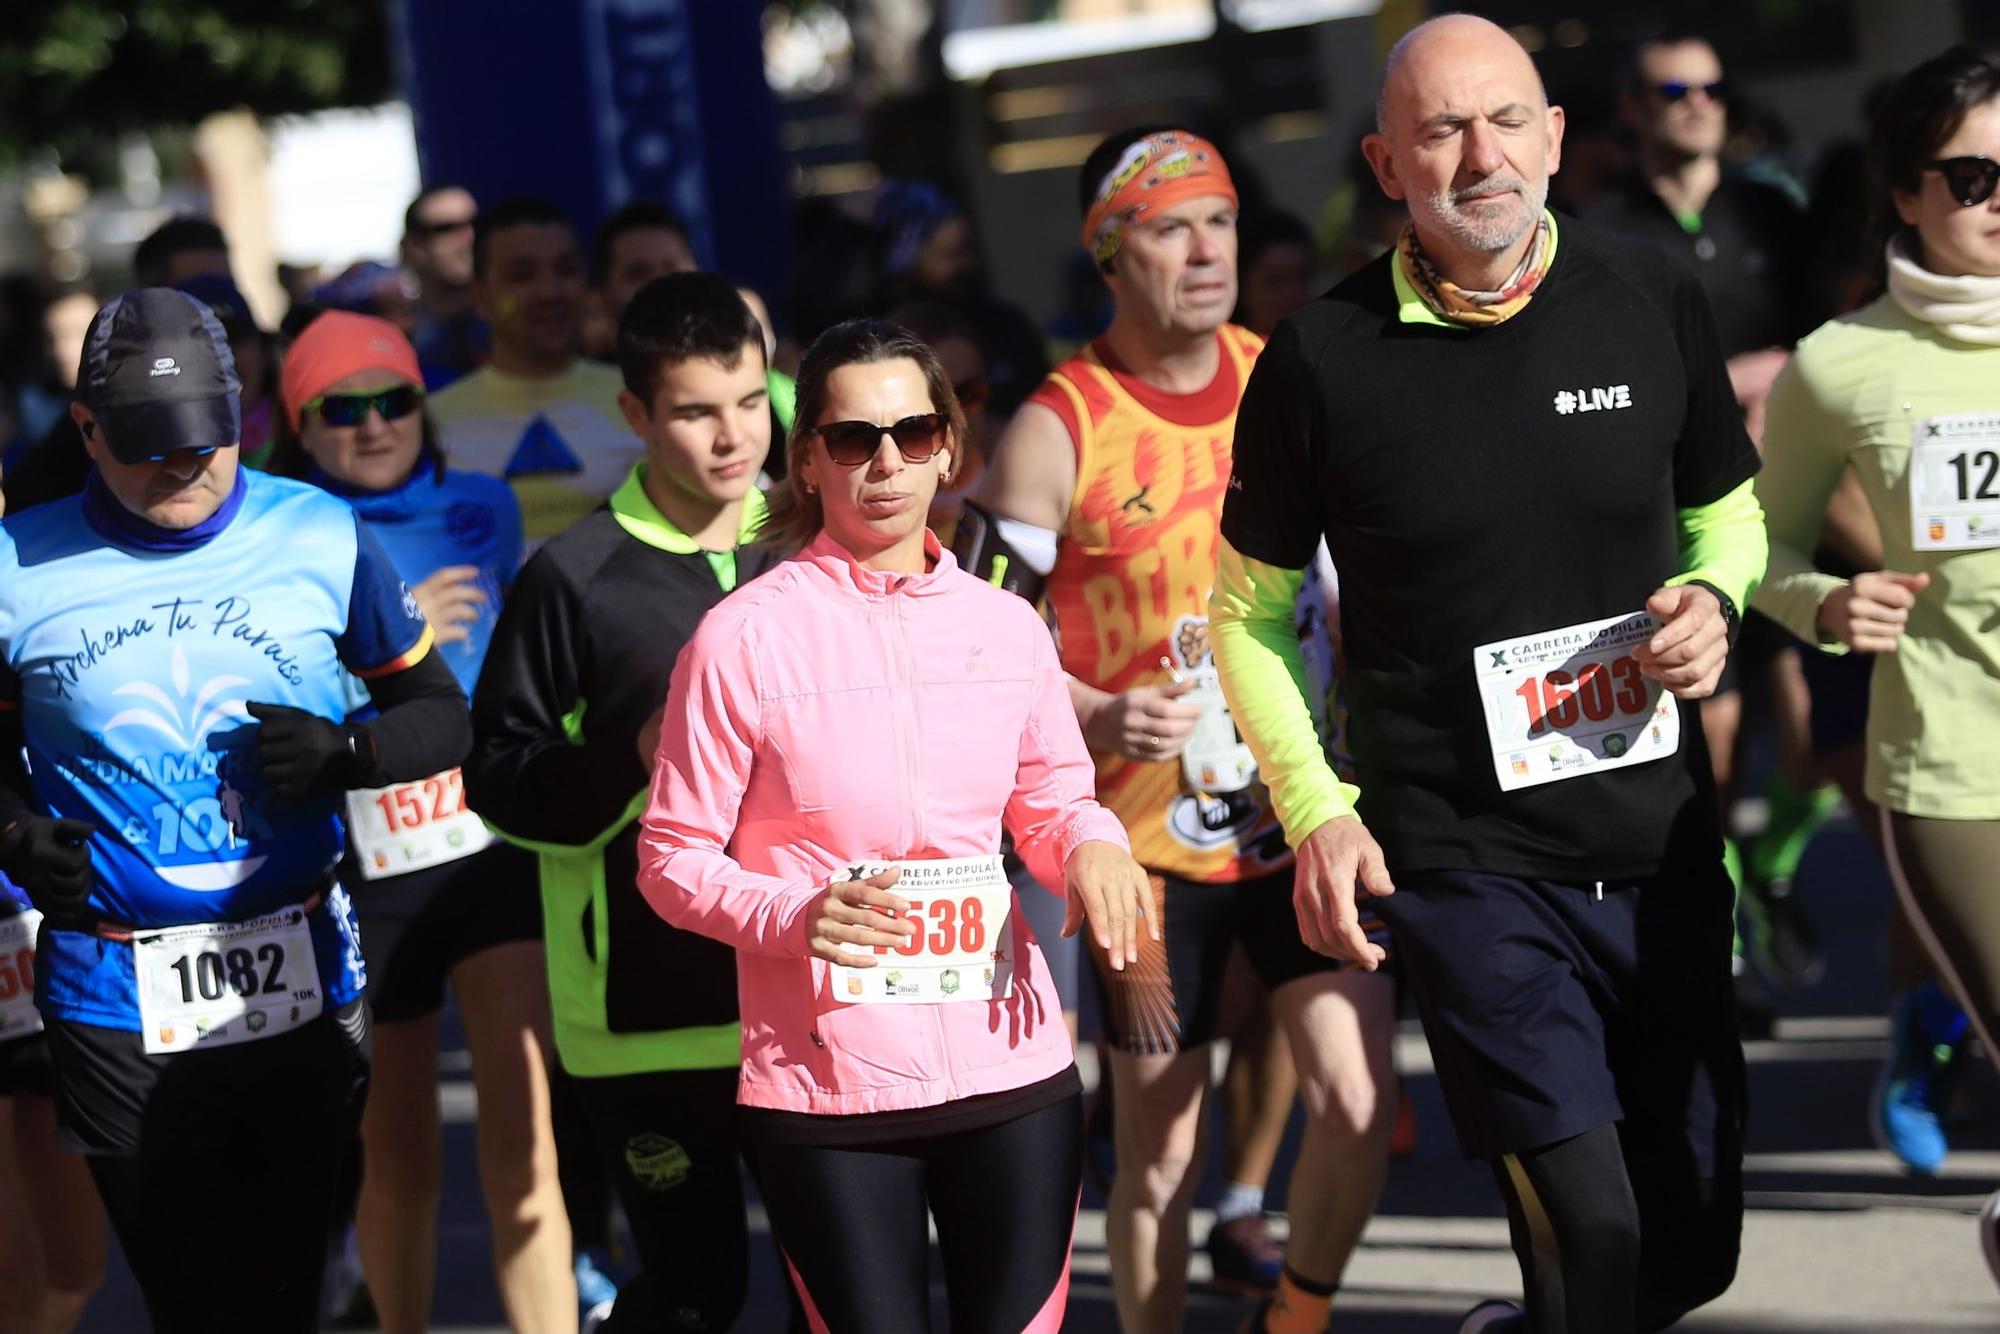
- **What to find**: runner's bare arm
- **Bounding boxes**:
[975,400,1078,534]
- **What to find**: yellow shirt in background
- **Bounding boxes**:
[430,360,639,547]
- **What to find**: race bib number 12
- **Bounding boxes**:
[830,855,1016,1005]
[1473,610,1680,792]
[1910,412,2000,551]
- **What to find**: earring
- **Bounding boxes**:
[939,471,952,484]
[805,481,816,495]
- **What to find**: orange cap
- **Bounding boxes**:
[1080,130,1238,264]
[281,311,423,430]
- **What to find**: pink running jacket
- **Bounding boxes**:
[637,530,1130,1116]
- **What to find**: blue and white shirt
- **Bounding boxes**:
[0,468,433,1029]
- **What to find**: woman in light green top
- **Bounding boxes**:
[1754,44,2000,1265]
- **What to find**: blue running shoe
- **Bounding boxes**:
[1458,1299,1525,1332]
[1872,984,1964,1176]
[575,1245,622,1318]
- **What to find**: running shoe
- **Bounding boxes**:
[322,1225,375,1329]
[1458,1298,1525,1332]
[1740,872,1827,991]
[1981,1188,2000,1292]
[1872,987,1963,1176]
[582,1297,617,1334]
[575,1246,622,1319]
[1208,1213,1286,1294]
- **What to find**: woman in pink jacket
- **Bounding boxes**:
[636,319,1151,1333]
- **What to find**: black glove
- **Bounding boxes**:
[246,702,367,800]
[0,817,95,929]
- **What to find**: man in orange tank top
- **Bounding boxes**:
[960,128,1396,1334]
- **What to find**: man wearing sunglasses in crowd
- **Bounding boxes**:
[1584,31,1839,1029]
[467,272,781,1334]
[1586,33,1814,404]
[962,127,1396,1334]
[401,184,489,391]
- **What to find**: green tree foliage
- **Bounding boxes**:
[0,0,394,166]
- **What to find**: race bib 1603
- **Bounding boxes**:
[1473,610,1680,793]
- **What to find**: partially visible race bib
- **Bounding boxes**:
[831,855,1016,1005]
[0,912,42,1041]
[1910,412,2000,551]
[1180,671,1258,796]
[344,768,493,880]
[133,904,323,1054]
[1473,610,1680,793]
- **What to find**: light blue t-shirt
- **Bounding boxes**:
[0,469,431,1029]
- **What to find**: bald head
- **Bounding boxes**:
[1362,12,1563,275]
[1376,14,1548,137]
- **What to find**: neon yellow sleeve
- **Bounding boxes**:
[1210,539,1360,848]
[1665,478,1768,614]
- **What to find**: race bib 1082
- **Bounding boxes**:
[830,855,1016,1005]
[1473,610,1681,792]
[133,904,323,1054]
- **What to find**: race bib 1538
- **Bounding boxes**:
[830,855,1016,1005]
[1473,610,1680,792]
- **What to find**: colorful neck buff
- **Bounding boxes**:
[1397,213,1554,326]
[1081,130,1238,265]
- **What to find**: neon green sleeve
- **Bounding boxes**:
[1210,539,1360,847]
[1665,478,1768,615]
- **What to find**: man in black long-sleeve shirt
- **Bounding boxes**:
[466,272,777,1334]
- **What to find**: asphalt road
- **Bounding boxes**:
[72,807,2000,1331]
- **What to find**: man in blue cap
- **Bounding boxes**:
[0,288,471,1332]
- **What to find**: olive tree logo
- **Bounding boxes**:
[102,645,264,891]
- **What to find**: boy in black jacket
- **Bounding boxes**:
[467,271,777,1333]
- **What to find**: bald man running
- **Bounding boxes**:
[1214,17,1765,1333]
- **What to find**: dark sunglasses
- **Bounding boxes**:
[1925,156,2000,208]
[307,385,425,428]
[1655,80,1725,103]
[411,216,474,239]
[810,413,947,467]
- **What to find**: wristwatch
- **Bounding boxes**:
[1687,580,1740,647]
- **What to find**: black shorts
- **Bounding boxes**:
[346,839,542,1024]
[0,1030,52,1098]
[45,1002,370,1332]
[1800,646,1873,754]
[1086,865,1384,1055]
[1712,607,1792,697]
[1378,863,1744,1166]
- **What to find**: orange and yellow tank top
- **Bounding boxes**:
[1032,326,1292,883]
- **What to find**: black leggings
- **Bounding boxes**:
[747,1091,1083,1334]
[52,1002,370,1334]
[575,1065,750,1333]
[1492,1121,1742,1334]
